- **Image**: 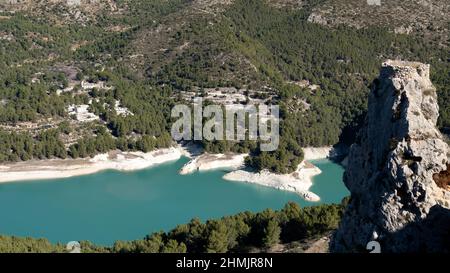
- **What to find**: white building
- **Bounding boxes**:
[67,104,99,122]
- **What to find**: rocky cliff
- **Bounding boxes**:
[331,60,450,253]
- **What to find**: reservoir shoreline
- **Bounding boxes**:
[0,145,346,202]
[0,157,347,245]
[0,147,185,184]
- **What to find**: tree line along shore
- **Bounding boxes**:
[0,0,448,176]
[0,201,347,253]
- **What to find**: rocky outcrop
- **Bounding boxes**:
[223,160,322,202]
[307,0,449,47]
[0,0,116,22]
[331,60,450,253]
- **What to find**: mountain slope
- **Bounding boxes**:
[308,0,449,47]
[0,0,448,174]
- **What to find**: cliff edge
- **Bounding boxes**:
[331,60,450,252]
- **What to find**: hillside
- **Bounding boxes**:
[0,0,448,173]
[308,0,449,47]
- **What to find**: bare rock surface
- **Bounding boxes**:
[331,60,450,253]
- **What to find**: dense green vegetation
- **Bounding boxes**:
[0,1,184,162]
[0,201,345,253]
[0,0,446,254]
[153,0,449,173]
[0,0,448,173]
[0,235,65,253]
[0,129,67,161]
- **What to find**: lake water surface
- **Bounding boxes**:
[0,157,348,245]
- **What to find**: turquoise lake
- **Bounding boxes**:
[0,158,348,246]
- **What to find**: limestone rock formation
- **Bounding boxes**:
[331,60,450,253]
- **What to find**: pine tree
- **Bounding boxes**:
[206,221,229,253]
[262,219,281,248]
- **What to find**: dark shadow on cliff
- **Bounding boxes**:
[380,205,450,253]
[331,205,450,253]
[338,110,367,147]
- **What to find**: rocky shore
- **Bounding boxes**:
[0,147,183,183]
[223,161,322,202]
[179,153,247,174]
[178,147,345,202]
[0,141,343,202]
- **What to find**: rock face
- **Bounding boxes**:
[331,60,450,253]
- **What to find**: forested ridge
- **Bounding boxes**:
[0,201,345,253]
[157,0,449,173]
[0,0,448,174]
[0,0,447,254]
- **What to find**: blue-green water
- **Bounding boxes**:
[309,159,350,204]
[0,158,348,245]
